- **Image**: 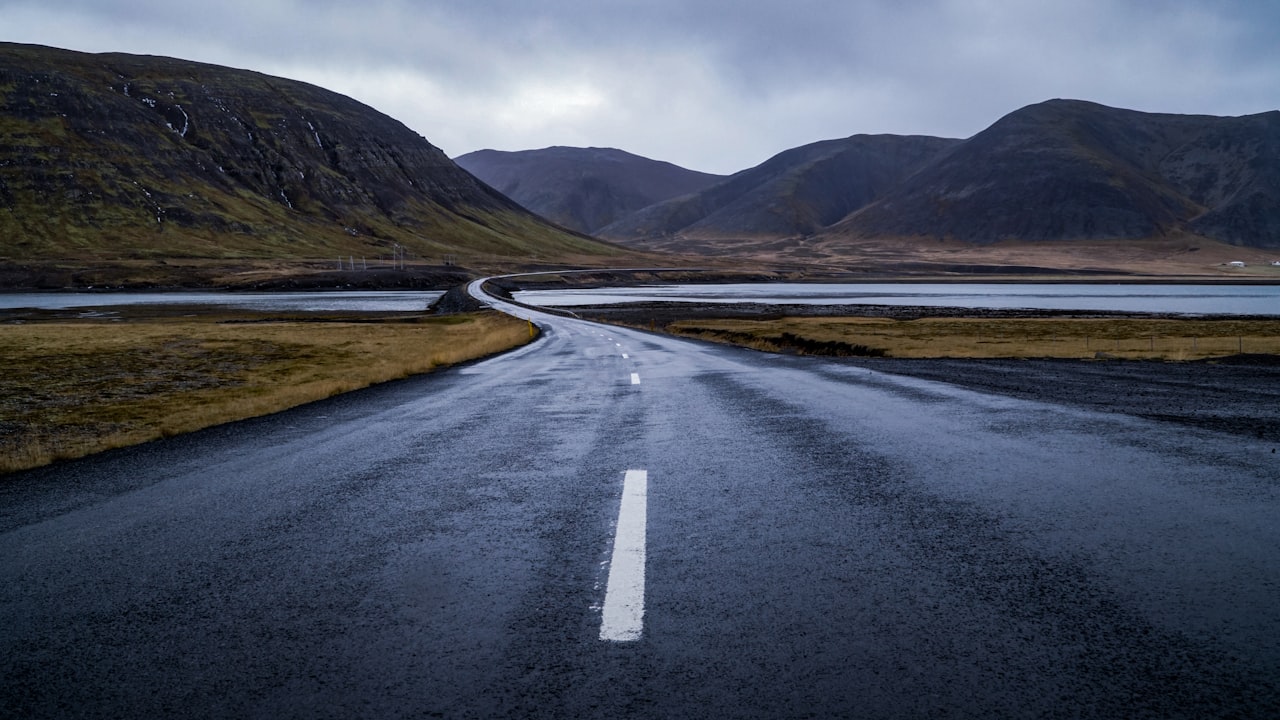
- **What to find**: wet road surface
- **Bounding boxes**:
[2,283,1279,718]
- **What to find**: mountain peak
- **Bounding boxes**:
[455,146,724,234]
[598,133,961,242]
[836,100,1280,247]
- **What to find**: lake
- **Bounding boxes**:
[515,283,1280,316]
[3,284,1278,316]
[0,290,444,312]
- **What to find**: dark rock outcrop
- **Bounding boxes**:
[429,283,487,314]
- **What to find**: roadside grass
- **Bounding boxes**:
[665,316,1280,360]
[0,310,533,474]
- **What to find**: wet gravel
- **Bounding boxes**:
[842,357,1280,444]
[574,301,1280,444]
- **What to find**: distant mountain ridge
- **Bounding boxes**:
[0,42,620,266]
[454,146,723,234]
[4,41,1276,282]
[529,100,1276,254]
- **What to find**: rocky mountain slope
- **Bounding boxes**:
[0,42,623,271]
[833,99,1280,248]
[454,146,723,234]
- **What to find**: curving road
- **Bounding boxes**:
[2,281,1278,718]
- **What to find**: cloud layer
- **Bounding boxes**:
[4,0,1277,173]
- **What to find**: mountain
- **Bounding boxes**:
[0,42,624,275]
[832,99,1280,248]
[592,100,1279,261]
[453,146,724,234]
[597,134,960,243]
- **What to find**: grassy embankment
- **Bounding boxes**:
[1,310,534,474]
[665,316,1280,360]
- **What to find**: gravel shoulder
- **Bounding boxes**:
[842,356,1280,444]
[569,301,1280,444]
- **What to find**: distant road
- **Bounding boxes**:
[1,280,1277,718]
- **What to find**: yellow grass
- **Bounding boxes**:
[667,316,1280,360]
[0,311,534,474]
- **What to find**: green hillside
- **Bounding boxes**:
[0,43,627,284]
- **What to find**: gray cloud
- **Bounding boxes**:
[3,0,1277,173]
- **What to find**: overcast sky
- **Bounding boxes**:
[4,0,1278,174]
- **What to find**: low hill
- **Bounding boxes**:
[598,135,959,244]
[834,99,1280,248]
[0,43,626,284]
[454,146,723,234]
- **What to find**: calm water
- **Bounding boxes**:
[515,283,1280,316]
[0,290,444,312]
[4,284,1278,316]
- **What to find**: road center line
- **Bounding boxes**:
[630,373,641,385]
[600,469,648,642]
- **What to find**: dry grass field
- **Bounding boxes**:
[0,310,533,473]
[667,316,1280,360]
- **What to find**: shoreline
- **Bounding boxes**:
[4,260,1280,292]
[557,300,1280,323]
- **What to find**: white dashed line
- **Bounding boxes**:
[630,373,641,385]
[600,469,648,642]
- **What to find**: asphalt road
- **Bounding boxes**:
[2,283,1278,718]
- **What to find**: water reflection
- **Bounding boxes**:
[0,290,444,312]
[515,283,1280,316]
